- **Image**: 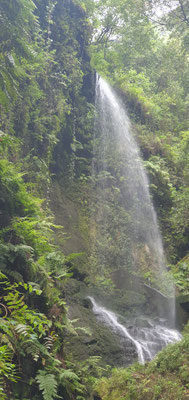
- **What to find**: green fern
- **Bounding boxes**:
[22,338,44,361]
[44,335,54,351]
[0,267,23,283]
[0,345,18,400]
[59,369,80,382]
[59,369,85,396]
[36,370,59,400]
[15,324,49,361]
[15,324,29,336]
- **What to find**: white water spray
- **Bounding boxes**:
[95,77,165,276]
[88,296,181,364]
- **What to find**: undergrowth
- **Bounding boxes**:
[0,155,104,400]
[94,322,189,400]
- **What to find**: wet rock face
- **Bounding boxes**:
[63,279,139,367]
[89,296,181,364]
[64,301,133,367]
[63,278,147,367]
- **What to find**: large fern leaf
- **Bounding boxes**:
[59,369,80,382]
[14,324,49,361]
[36,370,58,400]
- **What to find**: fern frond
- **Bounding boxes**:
[44,335,54,350]
[0,318,13,337]
[0,265,23,283]
[62,376,85,395]
[22,339,41,361]
[14,324,49,361]
[59,369,85,397]
[75,326,91,336]
[15,324,29,336]
[0,333,14,352]
[63,318,78,336]
[0,345,18,383]
[36,370,58,400]
[0,272,9,284]
[59,369,80,382]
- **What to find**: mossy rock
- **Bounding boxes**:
[64,302,137,368]
[87,286,148,317]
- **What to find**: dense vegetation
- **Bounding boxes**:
[0,0,189,399]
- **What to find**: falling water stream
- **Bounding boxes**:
[94,76,168,288]
[88,296,181,364]
[89,76,181,363]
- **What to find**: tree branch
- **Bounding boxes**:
[178,0,189,25]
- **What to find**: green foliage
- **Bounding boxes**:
[65,356,109,400]
[172,254,189,293]
[0,0,93,188]
[36,370,58,400]
[0,345,17,399]
[95,323,189,400]
[0,159,40,226]
[0,252,88,399]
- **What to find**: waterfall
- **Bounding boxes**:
[88,296,181,364]
[89,76,181,363]
[92,76,175,300]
